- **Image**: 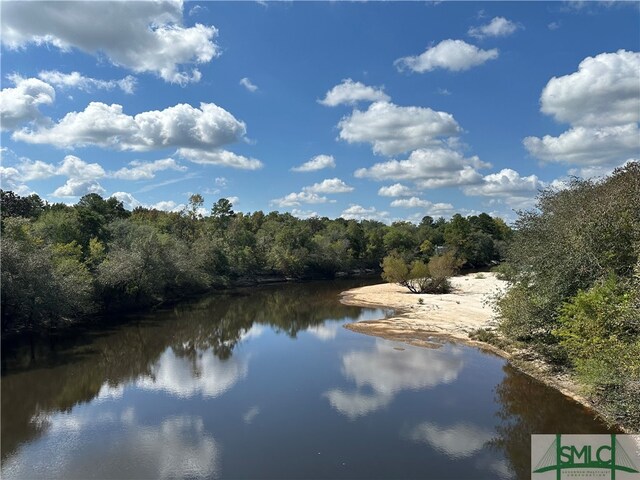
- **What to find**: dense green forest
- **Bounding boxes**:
[1,190,510,334]
[495,162,640,427]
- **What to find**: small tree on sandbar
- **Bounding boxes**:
[381,251,458,294]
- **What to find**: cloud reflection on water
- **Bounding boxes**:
[307,323,341,341]
[324,339,464,419]
[306,309,390,342]
[406,420,513,479]
[3,411,219,480]
[135,346,250,399]
[407,421,495,459]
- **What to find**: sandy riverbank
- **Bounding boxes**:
[340,273,627,432]
[340,272,507,351]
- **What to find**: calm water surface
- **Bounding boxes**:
[1,279,616,479]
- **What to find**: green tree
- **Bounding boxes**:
[211,197,235,219]
[1,219,94,332]
[496,162,640,423]
[425,252,459,293]
[381,252,410,286]
[32,208,82,245]
[498,162,640,347]
[381,251,457,294]
[0,190,44,221]
[383,221,418,256]
[186,193,205,220]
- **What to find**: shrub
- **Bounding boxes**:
[424,251,458,293]
[554,275,639,384]
[381,251,458,294]
[406,260,431,293]
[492,262,516,281]
[381,252,410,285]
[468,327,511,351]
[469,328,497,343]
[554,277,634,358]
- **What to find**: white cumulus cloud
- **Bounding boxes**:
[468,17,520,39]
[225,196,239,206]
[524,123,639,166]
[110,191,142,210]
[338,102,461,156]
[390,197,454,214]
[291,154,336,172]
[214,177,228,187]
[395,39,498,73]
[178,148,263,170]
[271,191,331,208]
[13,102,248,153]
[239,77,258,92]
[463,168,545,197]
[525,50,640,171]
[51,155,107,198]
[3,153,111,199]
[38,70,137,94]
[0,165,32,196]
[0,75,55,130]
[272,177,353,207]
[540,50,640,128]
[1,1,219,84]
[303,178,354,194]
[319,78,390,107]
[111,159,186,180]
[377,183,415,197]
[291,208,319,219]
[354,147,490,188]
[56,155,106,181]
[13,158,57,181]
[150,200,183,212]
[340,204,389,222]
[53,179,105,198]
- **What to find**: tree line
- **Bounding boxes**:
[1,189,510,334]
[495,162,640,428]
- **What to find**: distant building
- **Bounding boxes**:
[434,245,448,255]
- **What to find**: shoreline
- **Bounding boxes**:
[339,273,629,433]
[2,272,381,340]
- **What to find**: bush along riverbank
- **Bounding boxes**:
[493,162,640,432]
[1,190,510,336]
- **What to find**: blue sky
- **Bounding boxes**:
[1,1,638,223]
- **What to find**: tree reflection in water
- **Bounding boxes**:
[490,363,619,479]
[1,279,371,462]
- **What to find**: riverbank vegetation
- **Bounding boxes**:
[495,162,640,429]
[380,212,512,293]
[381,251,460,294]
[1,190,509,335]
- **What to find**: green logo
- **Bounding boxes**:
[532,434,640,480]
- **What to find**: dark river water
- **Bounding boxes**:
[1,279,616,479]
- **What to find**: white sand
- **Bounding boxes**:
[340,272,508,343]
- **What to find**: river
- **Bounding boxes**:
[1,279,616,479]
